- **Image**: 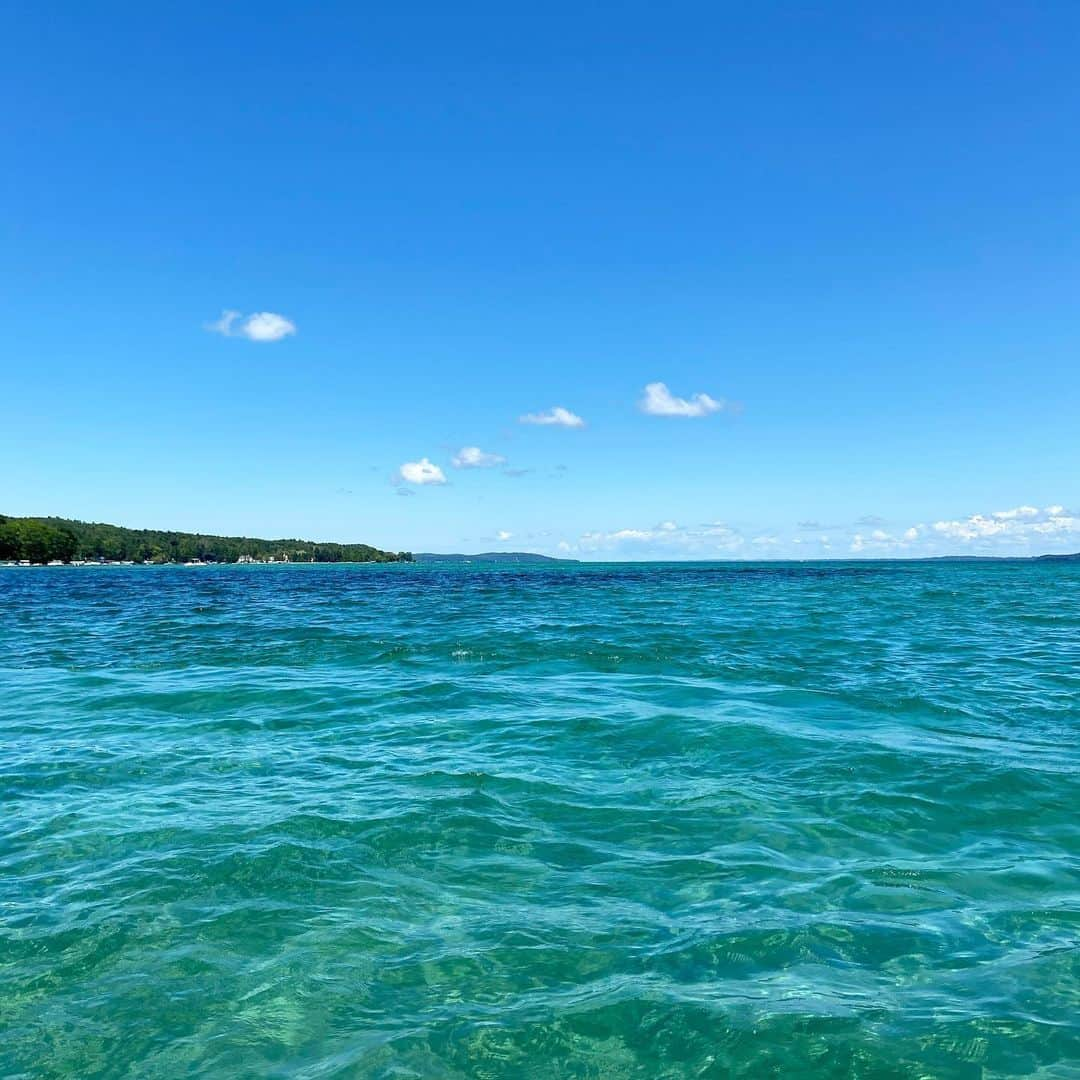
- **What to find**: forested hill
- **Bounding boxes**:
[0,515,412,564]
[413,552,578,564]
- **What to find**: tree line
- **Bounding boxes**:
[0,515,413,564]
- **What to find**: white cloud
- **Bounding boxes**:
[397,458,447,485]
[701,520,738,537]
[496,530,513,541]
[452,446,506,469]
[850,524,922,554]
[932,504,1079,542]
[519,406,585,428]
[243,312,296,342]
[640,381,724,418]
[932,505,1068,540]
[206,309,296,342]
[563,520,747,558]
[1029,516,1079,534]
[932,515,1006,540]
[207,310,241,336]
[551,501,1080,561]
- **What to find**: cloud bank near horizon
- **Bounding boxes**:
[546,504,1079,561]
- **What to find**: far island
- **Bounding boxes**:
[0,514,412,565]
[413,552,578,564]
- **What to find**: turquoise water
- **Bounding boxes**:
[2,561,1078,1078]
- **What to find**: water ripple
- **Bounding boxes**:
[1,561,1078,1077]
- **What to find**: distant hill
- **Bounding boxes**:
[413,552,578,564]
[926,553,1080,562]
[0,514,412,564]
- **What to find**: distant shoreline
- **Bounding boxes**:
[0,513,412,566]
[0,559,408,568]
[4,552,1078,568]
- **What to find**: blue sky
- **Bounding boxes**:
[4,3,1080,558]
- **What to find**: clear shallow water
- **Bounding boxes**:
[1,561,1078,1078]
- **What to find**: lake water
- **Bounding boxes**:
[2,561,1078,1077]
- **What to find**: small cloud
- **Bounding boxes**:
[932,516,1002,540]
[850,524,925,553]
[206,309,296,342]
[452,446,506,469]
[397,458,447,485]
[797,520,821,530]
[207,310,241,336]
[855,514,887,527]
[700,521,738,538]
[243,312,297,342]
[496,530,513,541]
[571,520,747,557]
[991,505,1039,520]
[640,381,724,418]
[519,406,585,428]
